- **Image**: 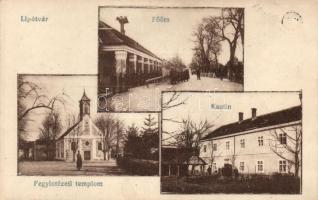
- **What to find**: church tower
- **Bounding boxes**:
[79,90,90,120]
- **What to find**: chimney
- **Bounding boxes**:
[116,16,129,35]
[251,108,257,118]
[238,112,244,122]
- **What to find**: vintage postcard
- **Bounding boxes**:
[1,0,318,200]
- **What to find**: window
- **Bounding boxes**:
[85,141,89,146]
[257,161,264,172]
[226,141,230,150]
[240,139,245,148]
[279,133,287,145]
[258,136,264,146]
[240,162,244,171]
[213,143,217,151]
[279,160,287,173]
[203,145,207,153]
[98,142,102,151]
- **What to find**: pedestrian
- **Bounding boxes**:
[76,150,82,171]
[207,166,212,175]
[234,167,239,179]
[197,69,201,80]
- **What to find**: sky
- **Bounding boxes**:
[20,75,158,141]
[162,92,301,145]
[99,7,243,65]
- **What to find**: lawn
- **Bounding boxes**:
[161,175,301,194]
[18,160,130,176]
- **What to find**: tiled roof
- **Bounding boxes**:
[99,21,161,60]
[201,105,302,140]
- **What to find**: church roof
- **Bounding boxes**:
[80,90,90,101]
[57,121,81,140]
[99,21,161,60]
[201,105,302,141]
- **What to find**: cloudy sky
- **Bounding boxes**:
[162,92,301,145]
[20,75,158,141]
[99,7,243,65]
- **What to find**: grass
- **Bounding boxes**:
[161,175,300,194]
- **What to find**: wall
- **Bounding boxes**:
[200,123,301,175]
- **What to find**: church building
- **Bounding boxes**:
[55,91,105,161]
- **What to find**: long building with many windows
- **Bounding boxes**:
[199,106,302,176]
[98,19,162,96]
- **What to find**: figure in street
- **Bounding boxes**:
[76,150,82,171]
[207,166,212,175]
[196,69,201,80]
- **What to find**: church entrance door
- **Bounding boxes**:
[84,151,91,160]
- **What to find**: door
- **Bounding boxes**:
[84,151,91,160]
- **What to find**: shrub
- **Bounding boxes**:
[117,157,158,176]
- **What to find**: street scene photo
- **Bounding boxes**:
[161,91,302,194]
[18,75,159,176]
[98,7,244,112]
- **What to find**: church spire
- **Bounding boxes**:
[79,89,90,120]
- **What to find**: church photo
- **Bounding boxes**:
[18,75,159,176]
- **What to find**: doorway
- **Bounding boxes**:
[84,151,91,160]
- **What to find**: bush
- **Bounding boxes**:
[117,157,158,176]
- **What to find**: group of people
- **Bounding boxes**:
[170,69,190,84]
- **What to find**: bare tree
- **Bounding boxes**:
[204,9,243,69]
[114,120,125,158]
[67,113,80,162]
[18,76,68,140]
[269,126,302,177]
[192,19,222,71]
[94,114,120,160]
[162,91,188,111]
[39,111,62,160]
[164,116,213,150]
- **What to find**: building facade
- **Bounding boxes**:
[55,91,106,161]
[98,20,162,96]
[200,106,302,176]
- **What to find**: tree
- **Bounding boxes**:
[114,120,125,158]
[141,114,159,159]
[39,111,62,160]
[192,19,222,72]
[18,76,68,141]
[94,114,118,160]
[67,113,80,162]
[269,126,302,177]
[124,124,143,158]
[200,8,243,78]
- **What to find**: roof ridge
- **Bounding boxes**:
[201,105,301,140]
[57,120,82,140]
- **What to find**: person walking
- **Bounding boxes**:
[197,69,201,80]
[207,166,212,175]
[76,150,82,171]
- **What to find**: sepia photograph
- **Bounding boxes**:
[161,91,302,194]
[98,7,244,112]
[17,75,159,176]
